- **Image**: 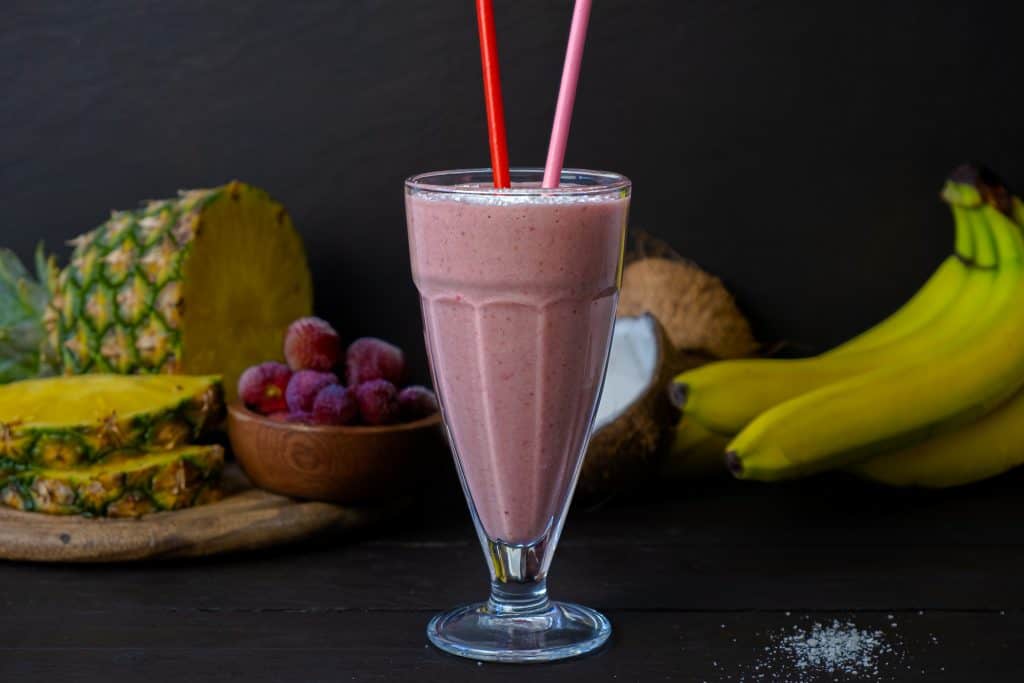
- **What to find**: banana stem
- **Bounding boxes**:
[984,204,1024,266]
[954,205,975,262]
[965,207,998,268]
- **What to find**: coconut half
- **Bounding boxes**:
[577,314,680,505]
[613,254,752,482]
[617,257,758,360]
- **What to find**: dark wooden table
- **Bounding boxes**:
[1,468,1022,682]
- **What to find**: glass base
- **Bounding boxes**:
[427,600,611,663]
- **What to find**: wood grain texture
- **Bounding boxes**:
[2,611,1019,682]
[0,469,1023,680]
[0,465,398,562]
[228,403,447,504]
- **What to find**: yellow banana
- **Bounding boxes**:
[825,257,968,357]
[662,417,729,479]
[847,385,1024,487]
[671,200,999,435]
[726,168,1024,481]
[851,192,1024,487]
[826,220,973,357]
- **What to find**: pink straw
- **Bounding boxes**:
[542,0,593,189]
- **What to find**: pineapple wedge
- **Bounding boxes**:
[0,182,313,401]
[51,183,313,401]
[0,374,223,469]
[0,444,224,517]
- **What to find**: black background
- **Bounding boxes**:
[3,0,1022,378]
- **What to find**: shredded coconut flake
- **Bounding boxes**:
[738,619,905,682]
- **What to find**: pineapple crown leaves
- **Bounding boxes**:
[0,244,57,383]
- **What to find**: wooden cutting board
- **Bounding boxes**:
[0,465,403,563]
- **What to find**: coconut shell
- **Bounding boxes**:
[617,257,758,360]
[577,315,680,506]
[669,350,716,378]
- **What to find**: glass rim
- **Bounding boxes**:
[405,168,631,197]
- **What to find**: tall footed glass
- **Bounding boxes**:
[406,169,630,662]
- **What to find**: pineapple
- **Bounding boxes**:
[0,247,54,383]
[0,182,313,400]
[0,445,224,517]
[0,374,223,469]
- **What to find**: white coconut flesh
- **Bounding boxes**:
[594,316,660,432]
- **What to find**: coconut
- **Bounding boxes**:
[578,315,680,505]
[578,235,757,497]
[604,234,757,486]
[617,257,757,359]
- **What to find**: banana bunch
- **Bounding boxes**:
[670,165,1024,486]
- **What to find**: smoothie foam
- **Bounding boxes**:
[408,184,628,544]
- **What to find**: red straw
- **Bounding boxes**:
[475,0,511,189]
[542,0,593,188]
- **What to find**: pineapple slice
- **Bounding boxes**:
[0,444,224,517]
[0,374,223,468]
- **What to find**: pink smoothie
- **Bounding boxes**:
[407,184,628,544]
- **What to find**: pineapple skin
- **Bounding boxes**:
[48,182,313,401]
[0,445,224,517]
[0,376,224,470]
[49,188,216,375]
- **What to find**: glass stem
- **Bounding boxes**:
[487,577,550,616]
[485,537,552,616]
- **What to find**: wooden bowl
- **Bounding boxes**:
[227,403,449,505]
